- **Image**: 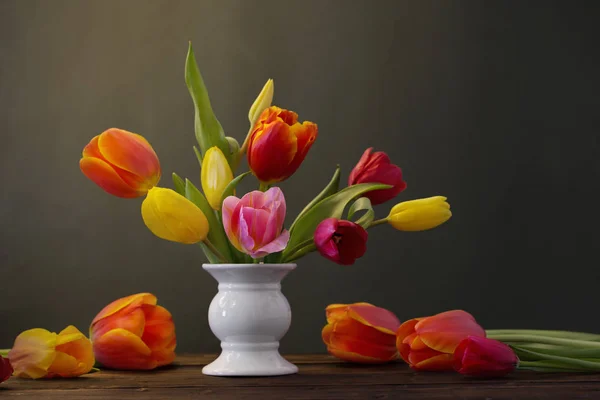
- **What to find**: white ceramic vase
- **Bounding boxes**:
[202,263,298,376]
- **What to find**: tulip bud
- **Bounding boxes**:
[248,79,274,127]
[0,355,12,383]
[314,218,368,265]
[80,128,161,198]
[387,196,452,231]
[322,303,401,363]
[348,148,406,205]
[454,336,518,377]
[397,310,485,371]
[90,293,176,370]
[201,147,234,210]
[247,106,318,184]
[8,326,94,379]
[141,187,209,244]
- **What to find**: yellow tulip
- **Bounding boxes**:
[201,147,234,210]
[141,187,209,244]
[248,78,274,127]
[387,196,451,231]
[8,326,94,379]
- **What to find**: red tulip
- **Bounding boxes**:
[314,218,367,265]
[322,303,401,363]
[247,106,318,184]
[0,355,12,383]
[348,148,406,205]
[80,128,161,198]
[396,310,486,371]
[454,336,518,377]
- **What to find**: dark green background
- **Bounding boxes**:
[1,0,599,353]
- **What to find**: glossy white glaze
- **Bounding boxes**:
[202,263,298,376]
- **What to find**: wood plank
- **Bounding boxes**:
[2,383,600,400]
[2,355,600,392]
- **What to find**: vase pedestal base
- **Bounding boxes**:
[202,342,298,376]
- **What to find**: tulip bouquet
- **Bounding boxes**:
[79,43,452,266]
[322,304,600,377]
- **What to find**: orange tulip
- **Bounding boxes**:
[396,310,486,371]
[247,106,318,184]
[80,128,161,198]
[322,303,401,363]
[90,293,176,370]
[8,326,94,379]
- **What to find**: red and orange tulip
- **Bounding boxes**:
[8,326,94,379]
[322,303,401,363]
[80,128,161,198]
[396,310,485,371]
[90,293,176,370]
[247,106,318,184]
[348,148,406,205]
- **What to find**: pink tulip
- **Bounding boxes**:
[222,187,289,258]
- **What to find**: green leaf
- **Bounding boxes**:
[185,42,232,167]
[193,146,203,166]
[347,197,374,228]
[220,171,252,204]
[172,173,186,196]
[284,182,391,257]
[290,166,340,234]
[184,179,232,262]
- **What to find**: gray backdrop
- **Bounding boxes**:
[1,0,599,354]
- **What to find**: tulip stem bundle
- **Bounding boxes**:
[487,329,600,372]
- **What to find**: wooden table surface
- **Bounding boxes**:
[2,354,599,399]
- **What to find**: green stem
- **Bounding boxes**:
[488,334,600,349]
[284,243,316,263]
[203,239,228,263]
[368,218,388,228]
[0,349,9,357]
[487,330,600,341]
[507,343,600,358]
[512,345,600,371]
[258,182,270,192]
[518,360,592,372]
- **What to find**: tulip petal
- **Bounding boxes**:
[389,205,452,231]
[54,326,94,377]
[322,323,333,346]
[47,351,80,378]
[286,121,318,176]
[390,196,448,214]
[407,347,445,366]
[97,128,160,182]
[413,353,454,371]
[416,310,486,354]
[252,229,290,258]
[8,329,57,379]
[141,305,176,352]
[92,293,157,326]
[80,157,144,198]
[248,120,297,183]
[93,328,156,370]
[329,318,398,361]
[141,187,209,244]
[347,304,401,335]
[325,303,374,323]
[328,348,394,364]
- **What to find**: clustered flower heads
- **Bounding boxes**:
[80,43,452,266]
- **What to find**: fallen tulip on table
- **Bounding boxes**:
[90,293,176,370]
[322,303,401,363]
[7,326,94,379]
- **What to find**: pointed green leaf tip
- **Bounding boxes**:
[185,42,233,167]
